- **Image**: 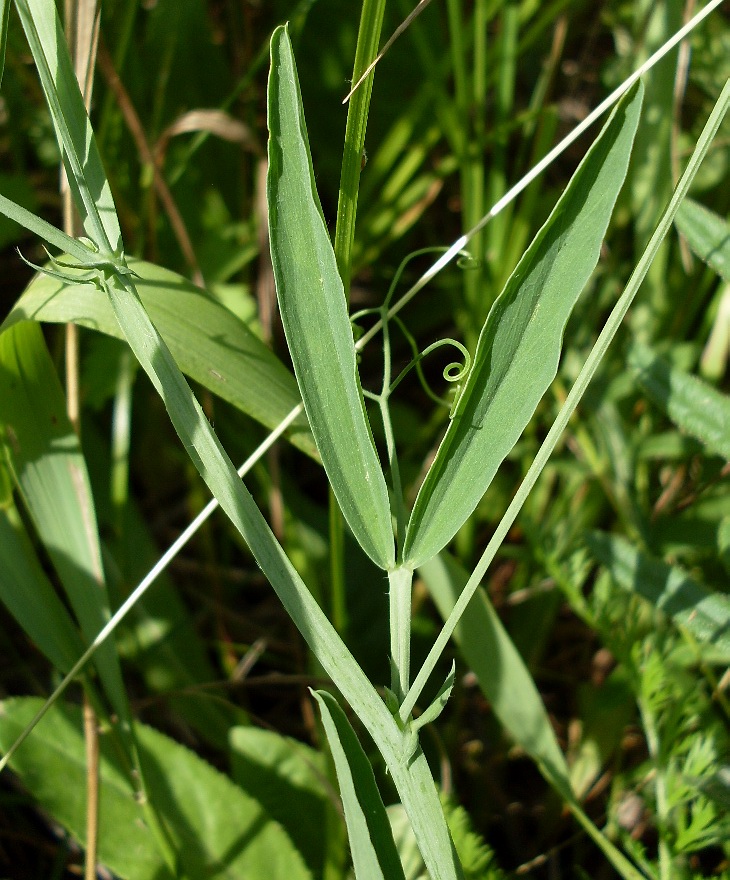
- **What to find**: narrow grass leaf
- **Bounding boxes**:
[313,690,406,880]
[15,0,120,251]
[628,340,730,460]
[675,198,730,282]
[587,531,730,657]
[0,697,313,880]
[0,321,128,719]
[419,552,574,801]
[2,259,316,458]
[0,505,85,673]
[403,82,644,568]
[267,25,394,569]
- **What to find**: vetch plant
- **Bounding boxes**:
[0,0,728,877]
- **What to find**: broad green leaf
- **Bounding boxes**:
[587,531,730,657]
[419,552,574,801]
[313,690,406,880]
[675,198,730,282]
[230,726,343,877]
[0,504,85,673]
[627,340,730,460]
[0,698,313,880]
[1,259,317,459]
[403,82,644,568]
[267,25,394,569]
[0,321,128,721]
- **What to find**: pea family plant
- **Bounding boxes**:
[0,0,729,878]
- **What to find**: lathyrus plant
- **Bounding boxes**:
[0,0,728,877]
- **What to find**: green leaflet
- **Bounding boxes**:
[1,259,316,459]
[587,531,730,658]
[267,25,395,570]
[0,698,313,880]
[403,82,644,568]
[313,691,406,880]
[628,341,730,460]
[675,197,730,282]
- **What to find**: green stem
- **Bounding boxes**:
[334,0,387,298]
[388,565,413,700]
[329,0,387,633]
[638,697,672,880]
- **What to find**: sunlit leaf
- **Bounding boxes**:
[267,25,394,569]
[403,83,643,568]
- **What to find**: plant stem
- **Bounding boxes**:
[334,0,387,299]
[639,696,672,880]
[388,565,413,700]
[329,0,388,636]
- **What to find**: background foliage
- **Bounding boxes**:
[0,1,728,878]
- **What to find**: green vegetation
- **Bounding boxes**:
[0,1,728,878]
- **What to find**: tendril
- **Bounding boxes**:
[384,245,476,309]
[389,327,471,414]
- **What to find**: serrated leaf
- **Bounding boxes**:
[587,531,730,657]
[1,259,316,459]
[313,690,406,880]
[0,698,313,880]
[628,340,730,460]
[403,82,643,568]
[267,25,394,569]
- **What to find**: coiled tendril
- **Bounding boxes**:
[351,246,474,417]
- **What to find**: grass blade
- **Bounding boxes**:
[267,25,394,569]
[15,0,120,252]
[313,690,406,880]
[403,82,644,568]
[0,505,85,673]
